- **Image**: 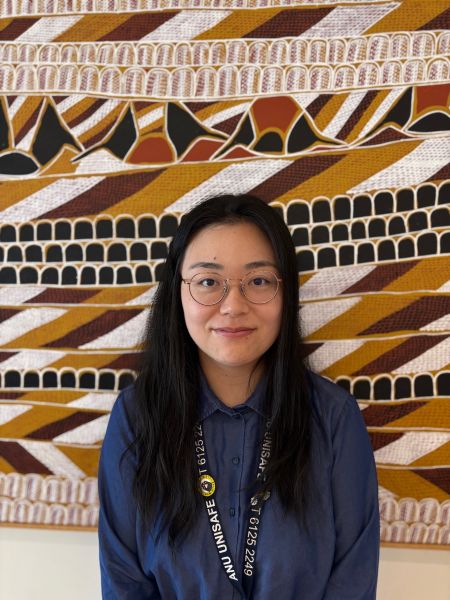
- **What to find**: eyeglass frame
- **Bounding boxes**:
[181,270,283,306]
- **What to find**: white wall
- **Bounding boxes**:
[1,527,449,599]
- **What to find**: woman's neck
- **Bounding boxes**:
[200,357,263,407]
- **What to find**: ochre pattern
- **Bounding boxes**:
[0,1,449,547]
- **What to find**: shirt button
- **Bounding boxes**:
[229,508,235,517]
[232,457,240,465]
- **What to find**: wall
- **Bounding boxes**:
[1,527,449,600]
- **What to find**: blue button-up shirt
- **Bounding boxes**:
[98,372,379,599]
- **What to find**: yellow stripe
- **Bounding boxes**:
[59,445,101,477]
[54,14,136,43]
[195,9,283,41]
[412,440,450,468]
[377,468,450,501]
[366,0,450,34]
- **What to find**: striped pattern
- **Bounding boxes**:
[0,0,449,545]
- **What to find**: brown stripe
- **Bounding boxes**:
[419,7,450,30]
[41,170,163,219]
[300,342,323,359]
[99,12,176,41]
[343,262,417,294]
[15,100,44,144]
[362,401,428,427]
[45,309,142,348]
[337,91,378,141]
[361,127,411,147]
[66,99,107,129]
[0,308,21,323]
[0,351,18,364]
[26,411,102,440]
[26,289,98,304]
[361,297,450,335]
[246,8,332,38]
[84,121,119,149]
[250,155,345,202]
[0,440,52,474]
[412,468,450,495]
[135,101,158,112]
[305,95,333,119]
[369,431,403,451]
[0,392,22,399]
[354,334,448,376]
[0,18,40,40]
[185,102,217,114]
[428,162,450,182]
[105,352,142,370]
[214,113,246,136]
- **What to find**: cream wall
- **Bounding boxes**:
[1,527,449,600]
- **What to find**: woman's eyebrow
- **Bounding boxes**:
[188,260,277,270]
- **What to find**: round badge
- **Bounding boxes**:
[199,474,216,497]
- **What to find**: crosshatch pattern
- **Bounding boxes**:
[0,0,449,547]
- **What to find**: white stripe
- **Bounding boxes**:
[0,350,65,370]
[16,127,36,152]
[301,297,361,336]
[75,149,127,174]
[293,93,320,109]
[300,3,399,38]
[68,393,117,411]
[375,432,450,465]
[0,176,104,222]
[437,280,450,292]
[203,103,251,129]
[420,314,450,332]
[18,440,85,478]
[0,404,32,426]
[393,337,450,374]
[358,88,406,139]
[348,138,450,194]
[300,266,375,301]
[71,99,122,138]
[0,308,66,345]
[307,339,365,372]
[126,287,157,306]
[16,16,82,42]
[57,94,88,113]
[138,107,164,129]
[165,159,293,213]
[80,309,150,349]
[142,10,232,41]
[0,287,45,305]
[53,414,110,444]
[7,95,27,119]
[322,91,367,138]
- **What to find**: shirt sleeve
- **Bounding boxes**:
[322,395,380,600]
[98,389,161,600]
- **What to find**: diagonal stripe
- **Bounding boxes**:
[358,88,407,139]
[362,402,428,427]
[412,468,450,495]
[18,440,85,478]
[421,314,450,332]
[99,12,175,41]
[0,308,66,345]
[126,287,157,306]
[300,3,399,38]
[80,309,150,349]
[70,99,122,138]
[374,432,450,465]
[246,8,331,38]
[27,411,105,441]
[300,266,376,301]
[0,350,65,369]
[0,177,104,222]
[16,16,83,42]
[361,297,450,335]
[68,393,117,411]
[348,138,450,193]
[393,336,450,374]
[0,440,52,475]
[203,103,251,129]
[343,262,417,294]
[142,10,232,41]
[0,18,39,40]
[322,91,368,138]
[307,340,365,372]
[0,405,32,426]
[53,414,110,444]
[46,309,143,348]
[301,297,361,337]
[165,159,292,213]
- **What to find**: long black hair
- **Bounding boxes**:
[131,194,311,544]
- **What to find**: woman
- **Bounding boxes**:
[98,194,379,599]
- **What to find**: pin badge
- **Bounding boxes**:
[199,474,216,497]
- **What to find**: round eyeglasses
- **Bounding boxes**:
[182,270,282,306]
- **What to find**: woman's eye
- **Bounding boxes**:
[249,277,268,286]
[198,278,219,287]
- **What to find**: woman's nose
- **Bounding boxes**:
[219,282,249,315]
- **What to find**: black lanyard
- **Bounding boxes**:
[194,420,272,599]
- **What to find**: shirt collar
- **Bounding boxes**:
[198,370,269,421]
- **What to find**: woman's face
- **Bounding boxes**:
[180,221,283,375]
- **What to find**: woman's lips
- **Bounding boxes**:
[212,328,254,338]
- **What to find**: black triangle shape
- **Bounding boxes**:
[32,102,81,165]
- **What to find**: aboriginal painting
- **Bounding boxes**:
[0,0,449,548]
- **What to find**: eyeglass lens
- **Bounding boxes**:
[189,271,279,305]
